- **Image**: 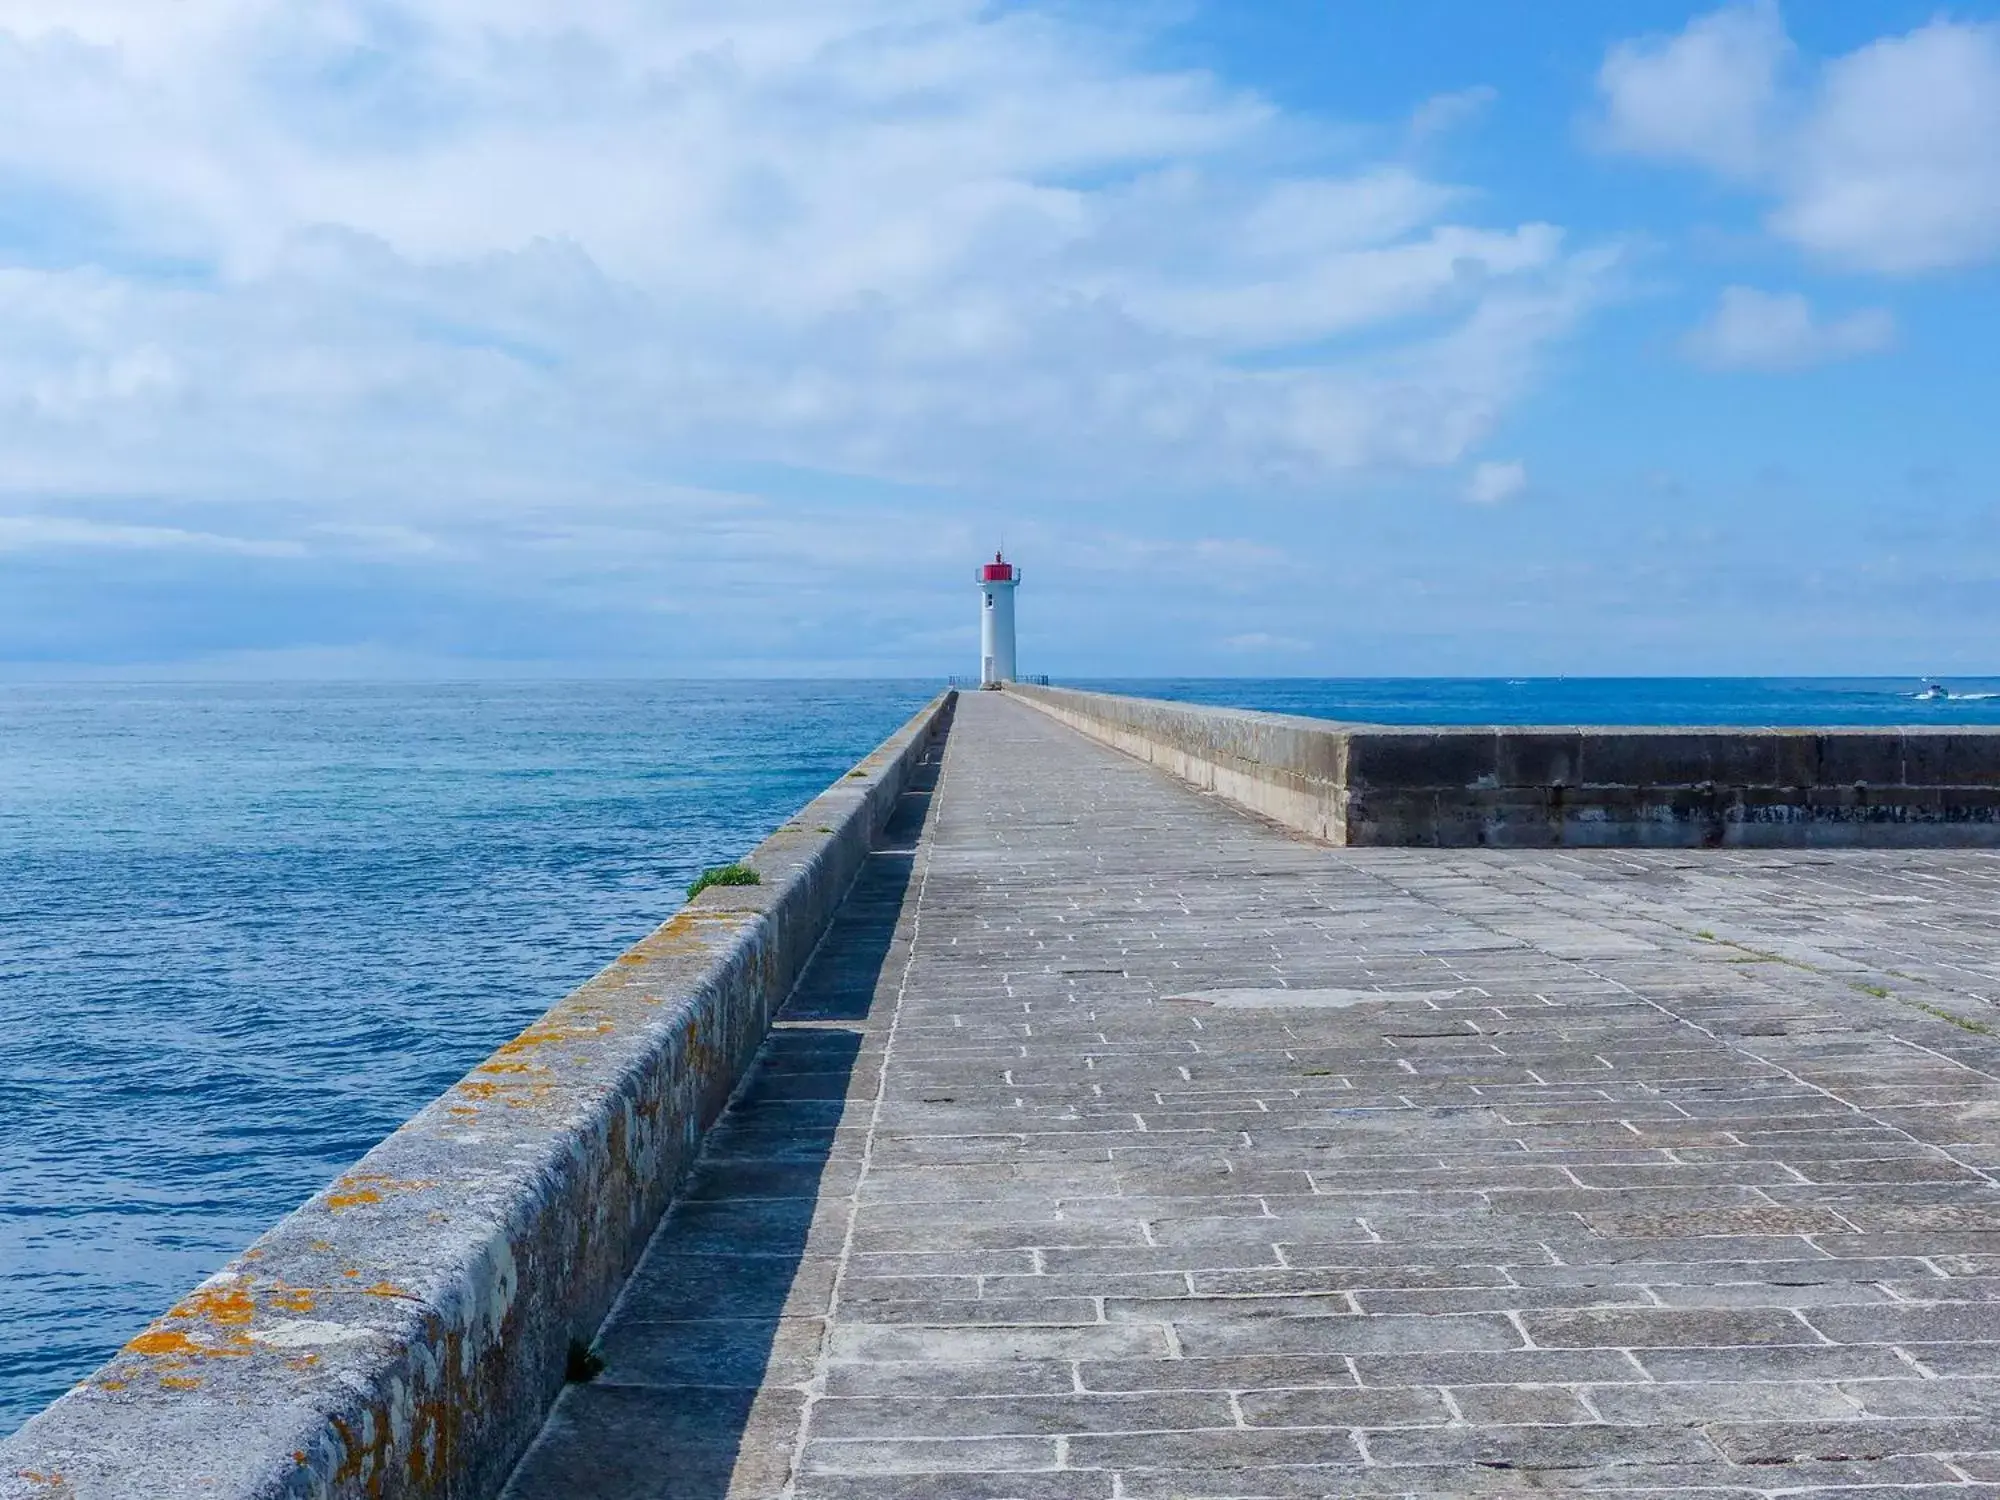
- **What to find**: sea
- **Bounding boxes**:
[0,680,935,1435]
[4,673,1998,1434]
[1081,676,2000,726]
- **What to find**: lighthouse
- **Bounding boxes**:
[977,551,1019,687]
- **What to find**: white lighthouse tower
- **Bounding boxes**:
[976,551,1019,687]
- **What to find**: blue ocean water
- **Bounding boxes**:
[1079,677,2000,726]
[0,680,933,1436]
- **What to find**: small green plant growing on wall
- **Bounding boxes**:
[687,864,761,901]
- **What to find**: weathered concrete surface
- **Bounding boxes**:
[506,691,2000,1497]
[1002,682,1353,841]
[1006,681,2000,847]
[0,694,955,1500]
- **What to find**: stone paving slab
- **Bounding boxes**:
[505,691,2000,1499]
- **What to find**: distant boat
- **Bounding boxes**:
[1916,680,1950,701]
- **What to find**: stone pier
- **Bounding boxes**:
[501,691,2000,1498]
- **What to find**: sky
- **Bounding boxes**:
[0,0,1997,679]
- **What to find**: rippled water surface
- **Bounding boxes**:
[1079,676,2000,726]
[0,680,933,1435]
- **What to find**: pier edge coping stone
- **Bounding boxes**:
[0,690,958,1500]
[1002,681,2000,848]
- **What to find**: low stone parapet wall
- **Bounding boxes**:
[1005,682,2000,847]
[0,691,955,1500]
[999,682,1352,840]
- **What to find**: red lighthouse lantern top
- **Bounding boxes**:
[980,551,1015,582]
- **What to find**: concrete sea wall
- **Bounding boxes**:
[1005,682,2000,848]
[1002,683,1352,841]
[0,692,955,1500]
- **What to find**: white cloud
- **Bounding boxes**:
[1409,85,1497,143]
[1464,460,1527,505]
[1049,530,1293,582]
[0,0,1609,534]
[1237,170,1463,260]
[1777,22,2000,273]
[0,514,303,555]
[1682,286,1894,371]
[1596,6,2000,274]
[1595,2,1789,178]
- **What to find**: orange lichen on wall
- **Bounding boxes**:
[680,1015,716,1078]
[121,1317,257,1386]
[460,913,760,1086]
[126,1330,211,1358]
[454,1076,560,1109]
[407,1388,464,1486]
[328,1384,415,1492]
[618,906,755,963]
[171,1285,256,1325]
[117,1280,277,1380]
[326,1172,435,1211]
[489,1013,617,1056]
[329,1415,365,1485]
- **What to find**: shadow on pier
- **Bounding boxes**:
[502,723,948,1499]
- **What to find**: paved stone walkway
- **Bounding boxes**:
[506,692,2000,1499]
